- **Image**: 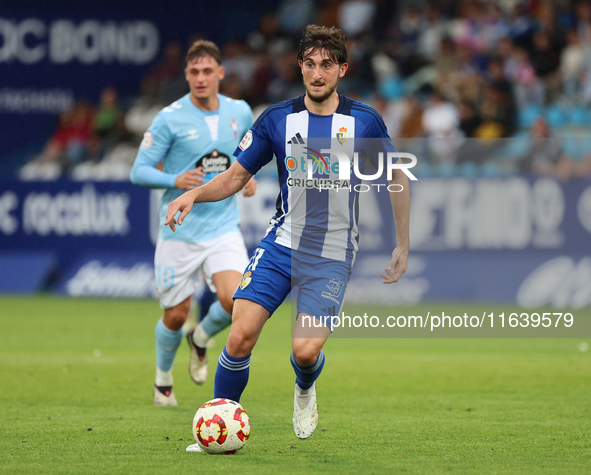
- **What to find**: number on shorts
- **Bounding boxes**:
[247,248,265,272]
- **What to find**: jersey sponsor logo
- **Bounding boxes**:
[336,126,349,145]
[195,149,230,174]
[239,271,252,290]
[230,119,240,139]
[141,131,153,148]
[239,130,253,150]
[187,129,199,140]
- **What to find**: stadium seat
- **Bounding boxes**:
[545,104,568,128]
[518,104,542,129]
[567,107,590,126]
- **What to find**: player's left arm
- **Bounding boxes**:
[381,160,410,284]
[364,110,410,284]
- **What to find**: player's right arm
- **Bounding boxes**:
[166,116,275,231]
[165,161,253,231]
[130,113,205,190]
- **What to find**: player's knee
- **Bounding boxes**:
[292,344,321,367]
[163,307,189,331]
[226,327,256,357]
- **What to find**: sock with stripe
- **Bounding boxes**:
[214,346,251,402]
[290,350,325,390]
[155,318,183,385]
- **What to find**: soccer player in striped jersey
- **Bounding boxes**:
[130,40,256,407]
[165,26,410,439]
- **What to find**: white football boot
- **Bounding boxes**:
[153,385,178,407]
[186,327,208,385]
[293,382,319,439]
[186,443,203,452]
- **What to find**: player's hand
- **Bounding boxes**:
[380,246,408,284]
[174,167,206,190]
[242,177,257,197]
[165,191,197,231]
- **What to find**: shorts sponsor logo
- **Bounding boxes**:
[239,271,252,290]
[321,277,345,303]
[239,130,253,151]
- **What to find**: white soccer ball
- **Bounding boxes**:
[192,398,251,454]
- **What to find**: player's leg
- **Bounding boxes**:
[154,238,205,405]
[186,231,249,384]
[291,316,330,438]
[187,270,242,385]
[213,239,292,402]
[290,251,351,438]
[154,297,192,406]
[213,298,270,402]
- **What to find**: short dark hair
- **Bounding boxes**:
[186,40,222,65]
[297,25,347,65]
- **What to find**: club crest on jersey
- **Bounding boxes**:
[230,119,240,139]
[336,127,349,146]
[240,271,252,290]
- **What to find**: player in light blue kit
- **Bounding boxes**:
[166,26,411,442]
[130,40,256,406]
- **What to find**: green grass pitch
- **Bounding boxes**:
[1,295,590,474]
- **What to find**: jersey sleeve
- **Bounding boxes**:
[234,113,274,175]
[129,112,178,189]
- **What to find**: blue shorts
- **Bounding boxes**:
[233,237,351,319]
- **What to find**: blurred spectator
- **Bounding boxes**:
[519,117,572,179]
[509,47,544,107]
[125,77,163,141]
[422,90,462,164]
[144,41,185,103]
[418,4,447,61]
[560,28,585,103]
[223,40,257,95]
[277,0,315,37]
[529,30,561,102]
[338,0,377,37]
[93,87,126,158]
[266,50,304,103]
[220,72,245,100]
[458,99,482,138]
[20,100,94,179]
[422,90,461,137]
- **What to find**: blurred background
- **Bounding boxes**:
[1,0,590,308]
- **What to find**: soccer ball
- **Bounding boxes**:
[192,398,251,454]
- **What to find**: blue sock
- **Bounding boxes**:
[290,350,325,390]
[155,318,183,372]
[198,289,216,322]
[202,300,232,338]
[214,347,250,402]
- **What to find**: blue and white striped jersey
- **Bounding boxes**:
[235,94,396,263]
[131,93,252,243]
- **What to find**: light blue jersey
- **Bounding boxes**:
[131,93,252,242]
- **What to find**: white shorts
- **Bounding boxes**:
[154,231,249,309]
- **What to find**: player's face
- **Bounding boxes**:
[299,49,348,104]
[185,56,225,101]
